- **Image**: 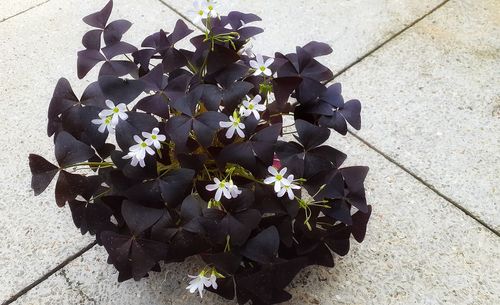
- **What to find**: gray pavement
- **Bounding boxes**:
[0,0,498,304]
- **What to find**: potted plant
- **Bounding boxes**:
[28,0,372,303]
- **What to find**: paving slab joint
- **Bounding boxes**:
[324,0,451,84]
[0,0,51,24]
[1,241,97,305]
[349,131,500,238]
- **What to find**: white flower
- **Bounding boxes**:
[239,43,255,57]
[205,178,231,201]
[91,113,115,134]
[189,1,208,25]
[205,0,218,17]
[277,175,301,200]
[186,273,212,298]
[264,166,291,193]
[227,180,242,198]
[208,273,218,289]
[250,54,274,77]
[240,95,266,120]
[142,127,166,149]
[99,100,128,125]
[122,135,155,167]
[219,113,245,139]
[122,150,146,168]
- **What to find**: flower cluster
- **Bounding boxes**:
[91,100,127,134]
[29,1,371,304]
[122,128,166,167]
[186,267,223,297]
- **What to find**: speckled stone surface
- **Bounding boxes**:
[3,0,500,304]
[12,134,500,305]
[0,0,47,21]
[335,0,500,230]
[0,0,191,301]
[160,0,444,74]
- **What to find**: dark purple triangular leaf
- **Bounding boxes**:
[82,29,103,50]
[82,0,113,29]
[28,154,59,195]
[159,168,195,208]
[241,226,279,264]
[77,49,106,79]
[54,131,94,167]
[98,75,145,104]
[104,19,132,45]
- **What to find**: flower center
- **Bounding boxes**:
[208,5,213,10]
[140,142,148,148]
[152,135,157,140]
[276,174,282,180]
[260,66,266,72]
[248,104,254,110]
[219,181,225,187]
[105,117,112,124]
[113,107,119,113]
[198,10,204,16]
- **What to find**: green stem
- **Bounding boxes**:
[64,162,114,169]
[233,172,264,184]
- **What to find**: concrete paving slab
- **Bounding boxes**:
[336,0,500,231]
[12,133,500,305]
[0,0,193,301]
[0,0,47,21]
[160,0,444,74]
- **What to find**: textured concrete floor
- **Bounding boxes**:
[0,0,499,304]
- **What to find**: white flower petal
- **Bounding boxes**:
[206,184,218,191]
[252,95,262,104]
[255,104,266,111]
[264,57,274,67]
[100,109,113,117]
[222,188,231,199]
[215,188,223,201]
[249,60,259,69]
[274,180,281,193]
[268,166,278,175]
[279,167,288,176]
[105,100,115,108]
[219,121,233,128]
[252,110,260,120]
[236,127,245,138]
[225,126,236,139]
[145,146,155,155]
[263,177,276,184]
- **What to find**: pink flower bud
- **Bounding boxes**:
[272,154,281,169]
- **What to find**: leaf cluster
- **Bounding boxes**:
[29,1,370,304]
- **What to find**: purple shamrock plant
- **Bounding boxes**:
[28,0,372,303]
